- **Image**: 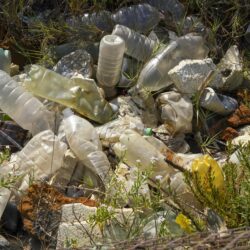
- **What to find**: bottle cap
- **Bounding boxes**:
[144,128,153,136]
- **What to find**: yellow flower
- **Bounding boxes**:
[191,155,225,194]
[175,213,194,233]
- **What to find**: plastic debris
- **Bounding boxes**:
[146,0,185,21]
[97,35,125,88]
[63,109,111,185]
[156,91,193,134]
[24,65,114,124]
[218,45,243,91]
[112,25,157,62]
[113,129,177,183]
[168,59,224,95]
[0,70,55,135]
[191,155,225,194]
[200,87,238,115]
[53,49,93,79]
[66,10,114,33]
[111,4,160,33]
[135,34,209,92]
[96,115,144,147]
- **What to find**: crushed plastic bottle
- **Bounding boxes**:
[0,49,11,74]
[112,25,157,62]
[156,91,193,134]
[96,115,144,147]
[113,129,176,182]
[97,35,125,88]
[63,109,111,185]
[135,34,209,92]
[0,70,55,135]
[111,4,160,34]
[24,65,114,124]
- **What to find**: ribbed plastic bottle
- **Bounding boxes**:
[16,130,67,181]
[135,34,209,92]
[112,25,157,62]
[97,35,125,88]
[0,70,55,135]
[63,109,111,185]
[111,4,160,33]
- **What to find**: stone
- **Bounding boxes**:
[53,49,93,79]
[232,134,250,146]
[56,221,101,249]
[168,58,223,95]
[218,45,243,91]
[57,203,134,248]
[221,127,239,141]
[228,104,250,128]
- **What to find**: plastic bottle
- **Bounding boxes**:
[0,49,11,74]
[111,4,160,34]
[97,35,125,88]
[200,87,238,115]
[113,130,177,181]
[16,130,67,180]
[112,25,157,62]
[0,70,55,135]
[63,109,111,185]
[66,10,114,33]
[24,65,114,124]
[146,0,185,21]
[135,34,209,92]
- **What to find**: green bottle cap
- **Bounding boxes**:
[144,128,153,136]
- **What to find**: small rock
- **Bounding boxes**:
[218,45,243,91]
[232,134,250,146]
[53,49,93,79]
[168,59,223,95]
[221,127,239,141]
[228,104,250,128]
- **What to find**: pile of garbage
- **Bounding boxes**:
[0,1,250,249]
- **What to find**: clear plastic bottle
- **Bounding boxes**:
[135,34,209,92]
[113,130,177,180]
[146,0,185,21]
[111,4,160,34]
[0,70,55,135]
[25,65,114,124]
[112,25,157,62]
[63,109,111,185]
[16,130,67,180]
[97,35,125,88]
